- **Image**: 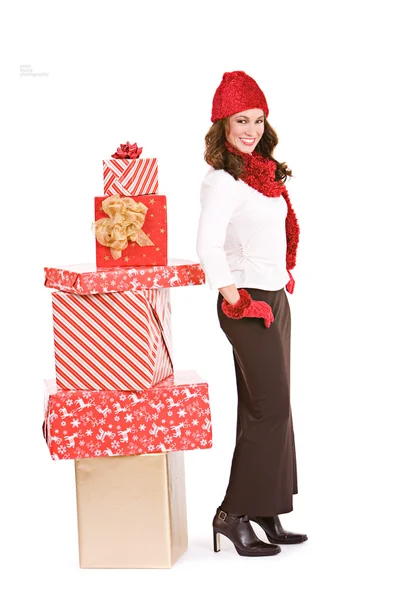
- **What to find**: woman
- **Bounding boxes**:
[196,71,308,558]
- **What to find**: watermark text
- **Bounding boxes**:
[20,64,49,77]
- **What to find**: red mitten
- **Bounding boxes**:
[221,289,274,328]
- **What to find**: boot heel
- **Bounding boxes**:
[212,508,281,557]
[213,528,221,552]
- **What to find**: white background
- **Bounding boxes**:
[4,0,400,598]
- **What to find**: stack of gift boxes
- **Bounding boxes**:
[43,142,211,568]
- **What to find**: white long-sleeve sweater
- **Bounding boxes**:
[196,166,290,291]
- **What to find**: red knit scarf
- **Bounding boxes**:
[225,140,300,293]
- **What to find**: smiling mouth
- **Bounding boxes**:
[239,138,256,145]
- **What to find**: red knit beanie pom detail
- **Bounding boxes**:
[211,70,269,122]
[221,288,252,319]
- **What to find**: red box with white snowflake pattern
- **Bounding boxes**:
[43,370,212,460]
[44,258,205,294]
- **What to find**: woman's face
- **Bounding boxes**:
[226,108,265,153]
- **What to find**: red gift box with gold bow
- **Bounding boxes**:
[93,194,168,268]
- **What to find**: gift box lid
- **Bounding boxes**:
[44,258,205,294]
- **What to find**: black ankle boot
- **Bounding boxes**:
[248,515,308,544]
[212,507,281,556]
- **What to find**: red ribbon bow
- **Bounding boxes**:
[111,141,143,159]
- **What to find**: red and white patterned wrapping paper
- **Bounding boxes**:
[44,258,205,295]
[103,157,158,196]
[52,287,173,391]
[43,370,212,460]
[94,194,167,268]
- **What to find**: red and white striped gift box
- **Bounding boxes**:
[103,158,158,196]
[51,288,173,391]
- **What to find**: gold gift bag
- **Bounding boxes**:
[74,451,188,568]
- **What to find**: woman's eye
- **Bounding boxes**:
[237,120,263,124]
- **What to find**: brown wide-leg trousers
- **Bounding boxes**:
[217,287,298,516]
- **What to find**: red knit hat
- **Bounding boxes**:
[211,70,269,122]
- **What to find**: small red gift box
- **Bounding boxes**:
[43,370,212,460]
[93,194,167,268]
[103,157,158,196]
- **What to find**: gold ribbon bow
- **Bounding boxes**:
[92,194,154,260]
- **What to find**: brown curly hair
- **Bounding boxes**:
[204,115,293,184]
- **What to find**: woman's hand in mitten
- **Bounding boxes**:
[221,288,274,328]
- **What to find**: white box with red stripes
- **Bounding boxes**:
[103,157,158,196]
[51,287,173,391]
[44,260,206,392]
